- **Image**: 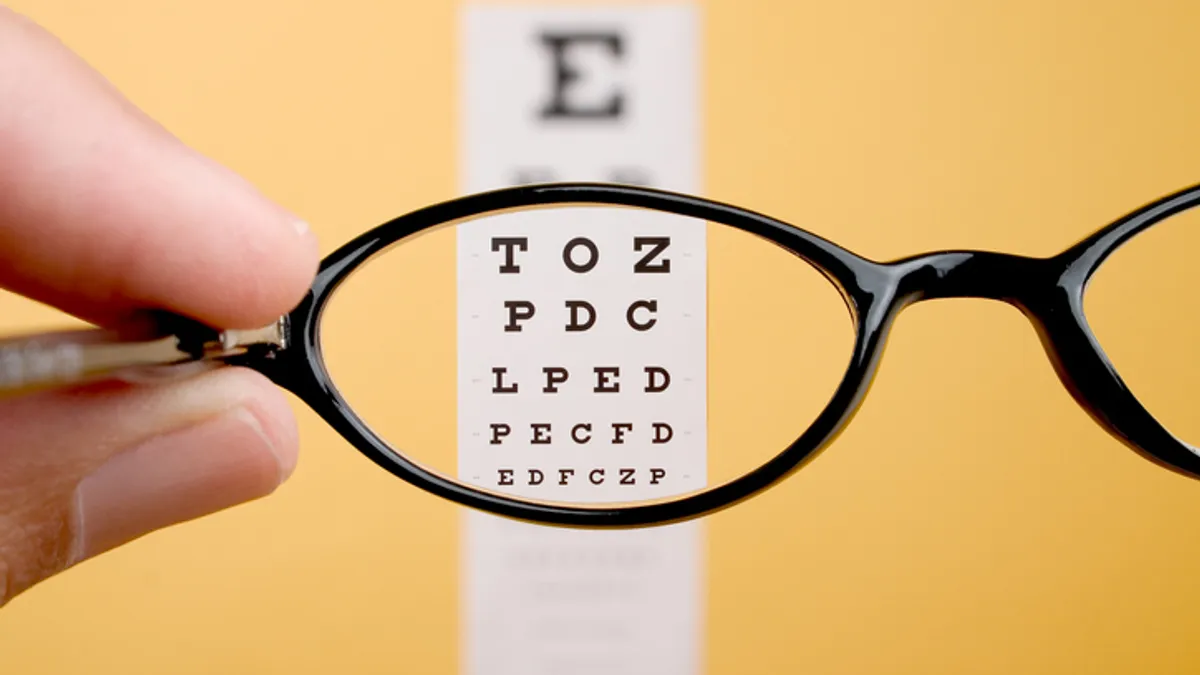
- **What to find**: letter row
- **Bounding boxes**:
[491,236,671,274]
[496,467,668,487]
[489,421,674,445]
[502,299,661,332]
[491,365,670,394]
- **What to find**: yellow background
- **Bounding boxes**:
[3,1,1200,673]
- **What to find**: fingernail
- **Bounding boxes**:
[70,407,285,564]
[293,218,319,258]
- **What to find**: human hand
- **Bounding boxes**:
[0,8,319,606]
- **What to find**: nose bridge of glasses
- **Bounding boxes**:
[891,250,1048,306]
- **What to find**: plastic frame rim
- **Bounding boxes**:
[247,181,1200,528]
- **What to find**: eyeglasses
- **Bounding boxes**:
[2,182,1197,527]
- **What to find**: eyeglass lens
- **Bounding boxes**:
[317,204,857,508]
[1085,203,1200,447]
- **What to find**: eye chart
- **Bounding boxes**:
[459,5,703,675]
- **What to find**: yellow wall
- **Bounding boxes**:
[3,1,1200,673]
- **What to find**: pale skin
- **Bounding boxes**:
[0,7,320,606]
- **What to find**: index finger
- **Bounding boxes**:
[0,8,319,330]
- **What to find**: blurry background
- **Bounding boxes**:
[3,0,1200,673]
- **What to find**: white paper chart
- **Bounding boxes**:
[459,5,704,675]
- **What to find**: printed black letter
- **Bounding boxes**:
[543,367,569,392]
[627,300,657,331]
[652,422,673,444]
[644,366,670,392]
[504,301,536,332]
[491,237,528,273]
[594,366,620,392]
[611,422,633,444]
[565,300,596,331]
[571,423,592,444]
[633,237,670,273]
[489,423,511,444]
[562,237,599,273]
[492,367,518,393]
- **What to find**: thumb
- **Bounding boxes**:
[0,366,297,607]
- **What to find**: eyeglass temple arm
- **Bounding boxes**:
[0,313,288,399]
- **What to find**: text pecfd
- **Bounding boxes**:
[489,421,673,445]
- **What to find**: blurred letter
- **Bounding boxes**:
[539,32,624,119]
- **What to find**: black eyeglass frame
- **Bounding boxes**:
[236,181,1200,528]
